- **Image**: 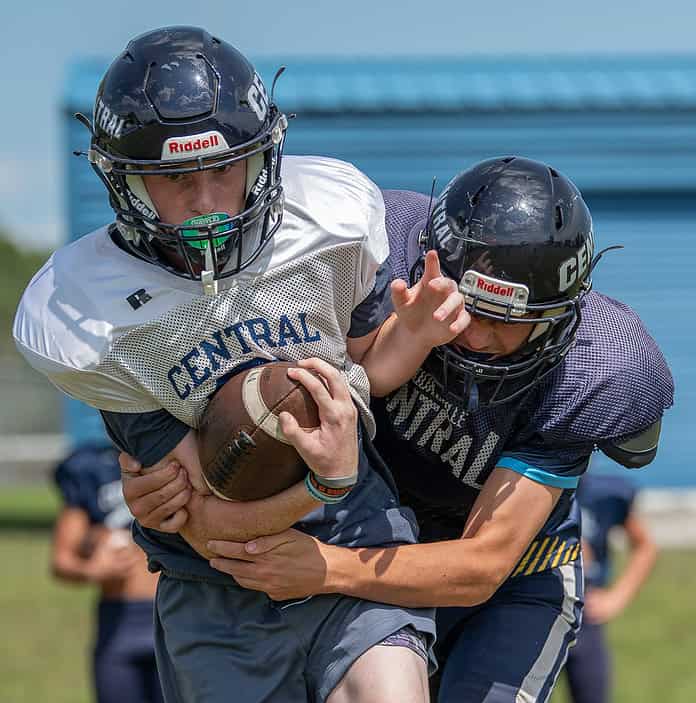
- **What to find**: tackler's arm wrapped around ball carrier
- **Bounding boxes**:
[109,228,468,548]
[115,358,364,558]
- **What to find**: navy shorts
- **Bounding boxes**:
[564,620,610,703]
[432,559,583,703]
[93,599,163,703]
[153,574,436,703]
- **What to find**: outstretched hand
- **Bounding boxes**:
[391,249,470,347]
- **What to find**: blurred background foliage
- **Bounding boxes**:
[0,232,48,353]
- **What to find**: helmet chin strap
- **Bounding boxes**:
[245,153,264,195]
[201,246,218,296]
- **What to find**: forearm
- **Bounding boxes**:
[181,481,320,555]
[608,541,658,608]
[324,538,506,607]
[360,314,432,397]
[51,554,94,584]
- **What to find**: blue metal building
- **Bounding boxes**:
[63,56,695,486]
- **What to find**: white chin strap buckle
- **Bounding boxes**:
[201,270,218,296]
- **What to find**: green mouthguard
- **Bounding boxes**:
[181,213,232,250]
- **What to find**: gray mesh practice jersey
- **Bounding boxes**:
[14,156,387,435]
[375,190,674,576]
[15,157,428,581]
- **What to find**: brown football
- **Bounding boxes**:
[198,361,320,501]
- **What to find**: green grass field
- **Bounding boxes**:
[2,487,696,703]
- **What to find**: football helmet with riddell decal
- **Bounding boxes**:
[78,26,288,293]
[413,156,597,407]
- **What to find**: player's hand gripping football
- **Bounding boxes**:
[279,357,359,484]
[390,249,470,347]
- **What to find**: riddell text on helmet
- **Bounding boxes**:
[161,131,229,160]
[476,278,514,298]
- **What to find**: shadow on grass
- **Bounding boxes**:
[0,518,54,530]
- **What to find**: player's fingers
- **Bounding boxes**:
[146,487,193,529]
[279,411,329,462]
[207,540,257,560]
[122,463,186,502]
[449,306,471,335]
[135,474,192,522]
[421,249,441,284]
[278,411,305,447]
[390,278,410,309]
[288,366,333,403]
[244,531,298,554]
[432,289,465,322]
[122,463,183,503]
[289,365,341,408]
[295,357,351,403]
[157,507,190,533]
[119,451,142,476]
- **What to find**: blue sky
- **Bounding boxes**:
[1,0,695,250]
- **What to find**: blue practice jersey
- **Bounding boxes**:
[576,472,637,587]
[374,190,673,577]
[54,444,132,529]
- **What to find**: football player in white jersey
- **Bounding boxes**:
[14,26,469,703]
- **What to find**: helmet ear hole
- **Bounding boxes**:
[554,205,564,231]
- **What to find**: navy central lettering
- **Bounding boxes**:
[167,312,323,398]
[386,370,499,488]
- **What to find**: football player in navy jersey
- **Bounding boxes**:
[51,443,163,703]
[197,158,674,702]
[15,26,471,703]
[563,471,657,703]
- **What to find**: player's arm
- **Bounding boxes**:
[584,509,658,624]
[109,418,322,548]
[208,467,562,606]
[51,506,99,583]
[108,360,360,555]
[51,508,139,584]
[356,251,469,396]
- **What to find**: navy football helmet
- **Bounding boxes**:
[414,157,596,407]
[80,26,288,292]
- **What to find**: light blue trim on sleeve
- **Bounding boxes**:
[496,457,580,489]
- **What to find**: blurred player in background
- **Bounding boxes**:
[564,471,658,703]
[51,443,162,703]
[198,158,674,702]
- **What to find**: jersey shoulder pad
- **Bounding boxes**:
[281,155,387,254]
[382,189,431,282]
[13,230,112,371]
[13,228,170,411]
[532,291,673,445]
[601,419,662,468]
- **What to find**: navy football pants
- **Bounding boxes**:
[93,599,163,703]
[564,621,610,703]
[433,560,583,702]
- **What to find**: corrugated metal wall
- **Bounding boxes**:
[63,59,693,485]
[282,112,696,193]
